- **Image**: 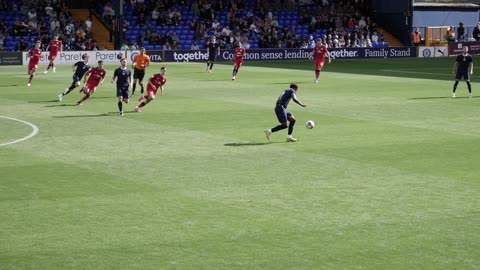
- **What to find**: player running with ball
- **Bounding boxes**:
[232,41,246,80]
[135,67,167,113]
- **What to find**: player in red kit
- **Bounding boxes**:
[27,41,42,87]
[134,67,167,112]
[76,60,107,106]
[312,39,331,84]
[232,41,246,81]
[44,35,62,73]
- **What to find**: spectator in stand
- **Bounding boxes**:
[15,38,28,52]
[85,16,92,31]
[190,41,200,50]
[473,22,480,41]
[0,21,6,35]
[120,42,130,50]
[51,17,60,32]
[161,31,173,46]
[150,32,162,45]
[45,3,54,17]
[457,22,465,41]
[137,13,146,27]
[103,2,113,22]
[172,31,179,44]
[152,8,160,21]
[371,31,379,43]
[191,0,199,17]
[27,7,37,21]
[13,17,28,36]
[164,42,172,50]
[131,41,139,50]
[445,26,455,42]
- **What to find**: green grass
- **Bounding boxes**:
[1,57,480,270]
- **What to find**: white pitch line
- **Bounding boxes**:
[0,116,39,147]
[381,70,447,76]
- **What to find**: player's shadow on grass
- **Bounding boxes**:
[0,84,21,87]
[45,103,77,107]
[29,100,60,103]
[53,113,111,118]
[224,142,282,146]
[410,96,477,100]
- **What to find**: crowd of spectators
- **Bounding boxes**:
[109,0,382,50]
[0,0,101,51]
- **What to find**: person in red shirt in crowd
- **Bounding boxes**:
[232,41,246,81]
[312,38,331,84]
[43,35,62,73]
[27,41,42,86]
[134,67,167,112]
[76,60,107,106]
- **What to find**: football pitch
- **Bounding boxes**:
[1,57,480,269]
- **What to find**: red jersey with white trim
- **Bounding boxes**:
[149,73,167,89]
[28,48,42,65]
[313,45,328,61]
[48,40,62,55]
[234,47,246,60]
[86,67,106,86]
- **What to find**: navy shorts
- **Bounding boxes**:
[456,70,470,81]
[117,86,130,99]
[208,55,216,62]
[133,69,145,81]
[72,75,81,84]
[275,105,292,123]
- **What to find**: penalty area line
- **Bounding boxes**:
[0,116,39,147]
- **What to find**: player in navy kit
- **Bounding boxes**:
[206,36,220,73]
[264,84,307,142]
[58,54,91,101]
[452,46,473,97]
[111,58,132,115]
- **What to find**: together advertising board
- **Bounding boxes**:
[0,52,23,65]
[164,47,417,62]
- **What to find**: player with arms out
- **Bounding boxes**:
[206,36,220,73]
[58,54,91,101]
[452,46,473,98]
[264,83,307,142]
[232,41,246,80]
[130,47,150,97]
[43,35,62,74]
[75,60,107,106]
[312,38,331,83]
[135,67,167,112]
[27,41,42,87]
[111,58,132,115]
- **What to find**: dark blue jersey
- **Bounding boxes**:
[456,53,473,72]
[73,61,91,79]
[276,88,296,108]
[207,42,219,56]
[113,67,131,87]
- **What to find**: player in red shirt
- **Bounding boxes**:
[232,41,246,81]
[27,41,42,86]
[43,35,62,73]
[312,39,331,83]
[76,60,107,106]
[134,66,167,112]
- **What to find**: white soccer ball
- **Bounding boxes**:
[306,120,315,129]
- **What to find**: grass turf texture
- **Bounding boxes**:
[1,57,480,269]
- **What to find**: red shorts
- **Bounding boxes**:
[48,54,57,61]
[85,83,98,92]
[315,60,324,69]
[147,85,158,97]
[28,63,38,71]
[234,59,243,67]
